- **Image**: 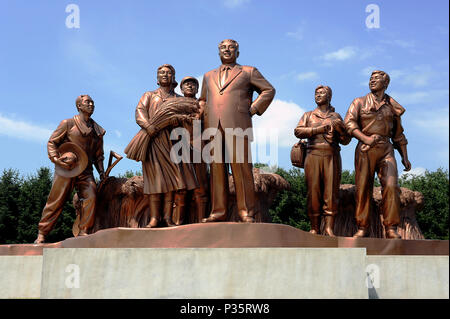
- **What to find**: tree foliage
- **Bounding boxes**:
[268,167,448,240]
[398,168,449,240]
[0,166,448,243]
[269,167,310,231]
[0,167,75,244]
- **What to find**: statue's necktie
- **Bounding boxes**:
[220,66,230,88]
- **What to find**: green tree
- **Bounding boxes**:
[117,170,142,178]
[0,167,76,244]
[269,167,310,231]
[16,168,53,243]
[268,167,449,240]
[0,169,22,244]
[399,168,449,240]
[341,170,355,184]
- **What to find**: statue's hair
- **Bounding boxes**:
[315,85,332,102]
[218,39,239,50]
[371,70,390,89]
[75,95,92,110]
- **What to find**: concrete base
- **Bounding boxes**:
[0,225,448,299]
[1,248,448,299]
[366,256,449,299]
[40,248,367,299]
[0,256,43,299]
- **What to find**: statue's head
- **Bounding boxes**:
[76,95,94,116]
[315,85,332,106]
[218,39,239,64]
[370,70,390,92]
[180,76,199,98]
[157,64,177,88]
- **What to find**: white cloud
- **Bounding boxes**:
[407,107,449,164]
[360,66,440,88]
[359,66,377,85]
[361,66,377,77]
[296,71,319,81]
[63,38,127,92]
[322,46,357,61]
[389,69,407,80]
[401,166,426,178]
[114,130,122,138]
[389,65,437,88]
[389,89,449,105]
[0,114,53,143]
[381,39,416,49]
[410,107,449,134]
[223,0,250,8]
[252,99,306,149]
[66,39,117,76]
[286,25,305,40]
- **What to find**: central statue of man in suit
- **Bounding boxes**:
[198,39,275,223]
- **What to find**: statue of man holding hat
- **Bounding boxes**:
[34,95,106,244]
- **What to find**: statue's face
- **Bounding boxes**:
[315,88,329,105]
[219,40,239,64]
[369,73,386,92]
[78,96,94,115]
[181,80,198,97]
[157,66,174,87]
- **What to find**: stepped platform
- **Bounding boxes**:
[1,223,448,256]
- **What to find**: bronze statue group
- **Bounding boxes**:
[33,39,411,244]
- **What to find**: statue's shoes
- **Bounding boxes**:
[145,218,159,228]
[240,216,255,223]
[201,214,226,223]
[164,219,177,227]
[34,234,45,244]
[385,228,402,239]
[78,230,89,236]
[353,228,367,238]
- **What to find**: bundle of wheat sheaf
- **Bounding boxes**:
[124,97,200,162]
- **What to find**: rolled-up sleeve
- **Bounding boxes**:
[294,112,314,138]
[95,136,105,163]
[336,114,352,145]
[47,120,68,159]
[392,115,408,148]
[135,92,152,130]
[344,99,361,135]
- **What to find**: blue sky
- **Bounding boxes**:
[0,0,448,178]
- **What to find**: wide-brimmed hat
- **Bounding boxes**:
[55,142,88,178]
[180,76,199,88]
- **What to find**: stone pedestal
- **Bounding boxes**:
[40,248,368,299]
[0,224,448,299]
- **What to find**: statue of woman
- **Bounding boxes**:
[133,64,198,227]
[294,85,350,236]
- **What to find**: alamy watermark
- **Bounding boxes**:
[65,263,80,288]
[365,4,380,29]
[168,120,279,169]
[65,4,80,29]
[365,263,380,289]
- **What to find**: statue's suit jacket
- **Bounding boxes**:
[199,64,275,135]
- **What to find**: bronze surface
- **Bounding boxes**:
[2,224,447,256]
[198,39,275,223]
